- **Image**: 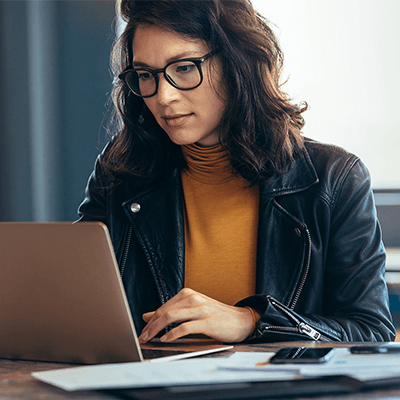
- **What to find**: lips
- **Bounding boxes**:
[162,113,193,127]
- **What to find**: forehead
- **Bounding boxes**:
[132,25,208,65]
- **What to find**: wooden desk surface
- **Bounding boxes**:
[2,340,400,400]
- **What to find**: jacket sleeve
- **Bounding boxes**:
[237,158,396,343]
[77,153,108,224]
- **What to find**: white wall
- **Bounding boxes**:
[252,0,400,189]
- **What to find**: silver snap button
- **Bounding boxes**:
[295,227,301,237]
[130,203,141,213]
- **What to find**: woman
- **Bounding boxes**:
[78,0,395,343]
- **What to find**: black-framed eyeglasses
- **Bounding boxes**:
[118,49,219,98]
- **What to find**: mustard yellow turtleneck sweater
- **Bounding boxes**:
[181,143,259,306]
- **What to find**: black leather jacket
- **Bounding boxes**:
[78,139,395,343]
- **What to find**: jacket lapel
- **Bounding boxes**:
[259,146,319,197]
[256,147,319,304]
[122,169,185,303]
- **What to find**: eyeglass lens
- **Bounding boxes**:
[126,60,202,97]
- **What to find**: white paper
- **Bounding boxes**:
[219,351,301,373]
[300,348,400,381]
[32,348,400,392]
[220,349,400,382]
[32,356,299,392]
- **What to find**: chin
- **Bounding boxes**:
[165,129,218,147]
[166,135,198,147]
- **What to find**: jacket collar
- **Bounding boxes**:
[123,144,320,202]
[259,145,319,197]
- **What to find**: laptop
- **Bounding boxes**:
[0,222,231,364]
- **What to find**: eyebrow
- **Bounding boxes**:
[132,50,205,68]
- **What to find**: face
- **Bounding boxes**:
[132,25,226,147]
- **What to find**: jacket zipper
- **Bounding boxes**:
[289,226,312,310]
[270,298,332,342]
[271,200,312,311]
[270,299,321,340]
[120,222,172,333]
[121,223,166,305]
[119,224,133,278]
[285,226,333,340]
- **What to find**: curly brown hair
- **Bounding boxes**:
[102,0,307,186]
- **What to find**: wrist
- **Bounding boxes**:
[243,306,261,338]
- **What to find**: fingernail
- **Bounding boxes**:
[139,331,148,343]
[160,335,167,342]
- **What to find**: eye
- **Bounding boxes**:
[136,70,153,81]
[175,63,196,74]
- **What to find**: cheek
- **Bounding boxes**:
[203,77,227,122]
[203,92,226,124]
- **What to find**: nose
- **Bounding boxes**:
[156,75,180,105]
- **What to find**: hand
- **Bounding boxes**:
[138,288,254,344]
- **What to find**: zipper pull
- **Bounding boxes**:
[298,322,321,340]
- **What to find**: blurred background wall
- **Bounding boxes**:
[252,0,400,248]
[0,0,115,222]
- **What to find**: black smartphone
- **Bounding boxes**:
[269,347,335,364]
[350,344,400,354]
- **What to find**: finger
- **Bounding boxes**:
[139,289,224,344]
[140,290,208,339]
[148,288,203,319]
[140,302,190,340]
[160,319,206,342]
[142,311,155,322]
[159,306,254,343]
[139,306,204,343]
[139,310,175,344]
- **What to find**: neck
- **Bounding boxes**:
[181,143,235,184]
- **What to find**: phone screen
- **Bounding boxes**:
[269,347,335,364]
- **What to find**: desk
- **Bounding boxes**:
[2,341,400,400]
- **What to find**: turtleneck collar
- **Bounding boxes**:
[181,143,236,184]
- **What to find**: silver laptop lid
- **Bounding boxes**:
[0,222,143,364]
